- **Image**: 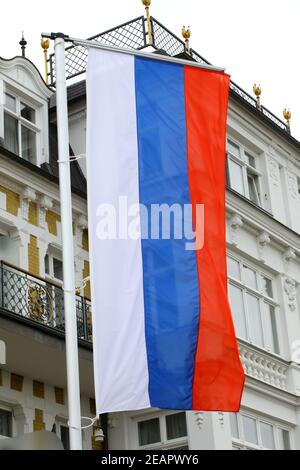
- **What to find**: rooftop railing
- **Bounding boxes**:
[47,16,289,134]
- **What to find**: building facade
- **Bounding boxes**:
[0,15,300,450]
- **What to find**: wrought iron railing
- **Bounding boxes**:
[0,261,92,343]
[47,16,289,135]
[48,16,147,85]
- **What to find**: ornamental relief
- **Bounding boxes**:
[287,173,298,199]
[229,213,243,247]
[195,412,205,430]
[38,195,53,229]
[267,157,280,187]
[284,277,298,312]
[257,231,271,263]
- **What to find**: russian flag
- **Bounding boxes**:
[87,48,244,414]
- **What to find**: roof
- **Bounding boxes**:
[50,80,86,109]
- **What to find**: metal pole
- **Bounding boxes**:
[54,35,82,450]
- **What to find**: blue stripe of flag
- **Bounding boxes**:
[134,57,200,410]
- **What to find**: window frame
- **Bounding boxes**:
[44,250,64,329]
[135,411,189,451]
[227,138,262,207]
[227,254,280,355]
[45,251,63,284]
[0,405,13,439]
[230,411,292,451]
[53,419,70,450]
[3,87,41,164]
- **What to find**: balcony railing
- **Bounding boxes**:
[238,340,289,390]
[0,261,92,343]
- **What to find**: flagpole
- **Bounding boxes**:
[54,34,82,450]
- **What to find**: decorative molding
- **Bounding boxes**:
[267,157,280,187]
[78,214,88,231]
[257,231,271,263]
[195,412,205,430]
[287,172,298,199]
[39,195,53,229]
[39,195,53,211]
[8,229,29,250]
[218,412,225,428]
[22,187,36,202]
[21,187,36,220]
[0,56,52,99]
[226,192,299,260]
[229,213,243,247]
[239,343,288,390]
[283,277,298,312]
[283,248,296,272]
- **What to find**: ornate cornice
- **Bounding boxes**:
[0,56,52,99]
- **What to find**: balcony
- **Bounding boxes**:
[0,261,92,343]
[238,340,289,391]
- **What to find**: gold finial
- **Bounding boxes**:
[182,26,191,54]
[142,0,153,46]
[283,108,291,131]
[41,37,50,85]
[253,84,262,110]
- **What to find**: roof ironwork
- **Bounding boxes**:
[47,16,289,134]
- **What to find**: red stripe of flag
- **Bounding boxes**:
[184,66,245,411]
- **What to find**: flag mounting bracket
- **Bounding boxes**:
[45,32,70,41]
[68,416,98,431]
[57,154,86,164]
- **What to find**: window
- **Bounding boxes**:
[227,256,280,354]
[0,409,13,438]
[137,412,188,450]
[52,423,70,450]
[60,425,70,450]
[227,140,262,206]
[3,91,39,164]
[230,413,291,450]
[45,251,64,329]
[166,413,187,441]
[45,253,63,282]
[138,418,161,446]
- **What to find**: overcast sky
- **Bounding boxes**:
[1,0,299,140]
